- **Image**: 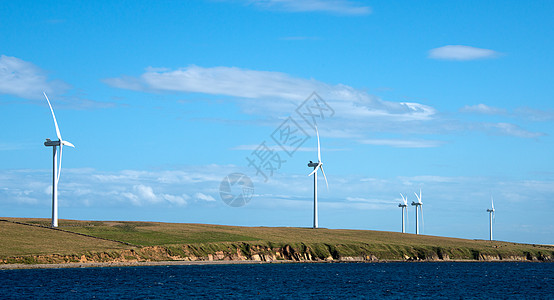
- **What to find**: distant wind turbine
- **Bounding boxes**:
[486,196,495,241]
[307,126,328,229]
[412,189,424,235]
[43,93,75,228]
[398,193,408,233]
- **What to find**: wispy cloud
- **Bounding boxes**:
[195,192,216,202]
[490,122,545,139]
[232,144,347,152]
[0,55,69,100]
[360,139,444,148]
[0,55,117,109]
[515,107,554,122]
[104,64,548,141]
[244,0,371,15]
[460,104,506,115]
[428,45,500,61]
[2,167,554,243]
[461,104,554,123]
[104,65,437,124]
[105,65,324,100]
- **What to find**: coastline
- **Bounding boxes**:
[2,219,552,269]
[0,260,285,270]
[1,258,550,270]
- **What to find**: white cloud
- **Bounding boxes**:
[104,65,437,124]
[232,144,348,153]
[514,107,554,121]
[399,176,458,186]
[104,65,548,142]
[133,185,160,203]
[0,55,69,99]
[195,192,216,202]
[245,0,371,15]
[0,55,116,109]
[428,45,499,61]
[105,64,547,143]
[491,123,545,139]
[460,104,506,115]
[360,139,444,148]
[1,167,554,243]
[105,65,335,100]
[162,193,190,206]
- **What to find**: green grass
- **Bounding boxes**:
[1,218,553,263]
[0,219,131,257]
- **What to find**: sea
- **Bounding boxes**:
[1,262,552,299]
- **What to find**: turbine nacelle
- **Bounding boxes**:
[307,126,328,190]
[307,162,321,168]
[487,196,495,241]
[44,139,60,146]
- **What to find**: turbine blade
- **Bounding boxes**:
[44,92,62,141]
[62,140,75,148]
[414,192,420,202]
[419,189,422,204]
[406,205,409,228]
[491,196,494,210]
[316,126,321,162]
[308,165,320,176]
[57,144,63,183]
[320,165,329,191]
[419,205,425,233]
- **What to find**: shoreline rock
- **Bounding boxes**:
[1,242,552,268]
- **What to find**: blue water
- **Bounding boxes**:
[1,262,552,299]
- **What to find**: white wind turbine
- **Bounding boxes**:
[486,196,495,241]
[43,93,75,228]
[398,193,408,233]
[412,189,424,235]
[307,126,328,229]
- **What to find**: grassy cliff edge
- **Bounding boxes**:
[1,218,552,265]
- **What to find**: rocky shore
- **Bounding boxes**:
[1,242,552,269]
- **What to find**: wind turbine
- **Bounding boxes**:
[307,126,328,229]
[43,93,75,228]
[398,193,408,233]
[412,189,424,235]
[486,196,495,241]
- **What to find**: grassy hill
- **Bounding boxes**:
[1,218,552,265]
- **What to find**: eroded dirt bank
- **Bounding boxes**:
[2,242,552,268]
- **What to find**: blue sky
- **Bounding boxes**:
[1,0,553,244]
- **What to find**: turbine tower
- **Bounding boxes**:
[486,196,495,241]
[307,126,328,229]
[43,93,75,228]
[412,189,424,235]
[398,193,408,233]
